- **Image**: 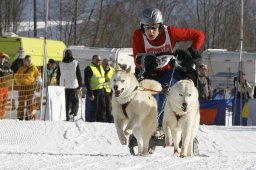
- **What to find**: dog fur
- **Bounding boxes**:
[111,66,162,155]
[163,79,200,157]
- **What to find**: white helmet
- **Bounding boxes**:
[140,7,163,26]
[14,47,26,60]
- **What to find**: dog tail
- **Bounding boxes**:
[140,79,162,94]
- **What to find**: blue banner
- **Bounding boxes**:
[232,99,247,126]
[200,100,226,125]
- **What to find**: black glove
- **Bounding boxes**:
[135,54,157,80]
[144,54,157,73]
[144,54,157,67]
[174,49,190,60]
[135,55,143,65]
[173,49,194,68]
[187,46,201,63]
[135,54,157,66]
[169,59,176,68]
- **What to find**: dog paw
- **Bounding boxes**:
[120,138,127,145]
[124,128,133,136]
[180,151,187,158]
[180,154,187,158]
[173,148,181,157]
[118,135,127,145]
[164,140,173,147]
[164,141,170,148]
[140,152,149,156]
[174,151,180,157]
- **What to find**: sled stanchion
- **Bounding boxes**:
[128,134,165,155]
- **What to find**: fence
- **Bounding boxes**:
[0,74,45,120]
[1,73,255,125]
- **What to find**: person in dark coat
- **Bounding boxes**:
[102,58,114,123]
[11,47,26,73]
[234,71,251,101]
[84,55,106,122]
[197,64,212,100]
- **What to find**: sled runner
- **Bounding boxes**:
[128,134,199,156]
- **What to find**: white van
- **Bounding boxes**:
[65,46,135,82]
[202,49,256,95]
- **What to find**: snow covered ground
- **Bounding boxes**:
[0,120,255,169]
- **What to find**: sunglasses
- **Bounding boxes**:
[143,24,160,30]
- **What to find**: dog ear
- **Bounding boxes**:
[126,66,131,73]
[115,64,122,71]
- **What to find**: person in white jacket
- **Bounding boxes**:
[57,50,82,121]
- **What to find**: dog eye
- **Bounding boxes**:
[121,80,125,83]
[179,94,183,96]
[188,94,191,96]
[113,79,116,82]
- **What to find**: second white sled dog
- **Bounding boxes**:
[163,79,200,157]
[111,66,162,155]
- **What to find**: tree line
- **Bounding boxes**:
[0,0,256,52]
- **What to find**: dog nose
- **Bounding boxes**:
[113,85,118,90]
[182,103,187,108]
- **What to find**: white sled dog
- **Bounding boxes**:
[163,79,200,157]
[111,66,162,155]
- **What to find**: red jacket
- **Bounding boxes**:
[132,25,205,68]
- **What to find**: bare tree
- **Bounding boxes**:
[7,0,256,52]
[92,0,103,46]
[33,0,37,37]
[73,0,78,45]
[59,0,63,40]
[0,0,25,35]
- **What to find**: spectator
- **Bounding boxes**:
[57,50,82,121]
[234,71,251,101]
[197,64,212,100]
[11,47,26,73]
[102,58,114,123]
[0,52,12,76]
[132,7,204,134]
[47,58,57,85]
[14,55,40,120]
[84,55,106,122]
[0,52,12,119]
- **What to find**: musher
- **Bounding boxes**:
[132,7,205,135]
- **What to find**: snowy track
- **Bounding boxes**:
[0,120,256,169]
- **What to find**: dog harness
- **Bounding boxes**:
[121,86,138,118]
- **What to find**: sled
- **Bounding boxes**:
[128,134,199,156]
[128,52,200,156]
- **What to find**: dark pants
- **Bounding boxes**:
[90,89,106,122]
[65,88,79,121]
[154,69,181,127]
[105,92,113,123]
